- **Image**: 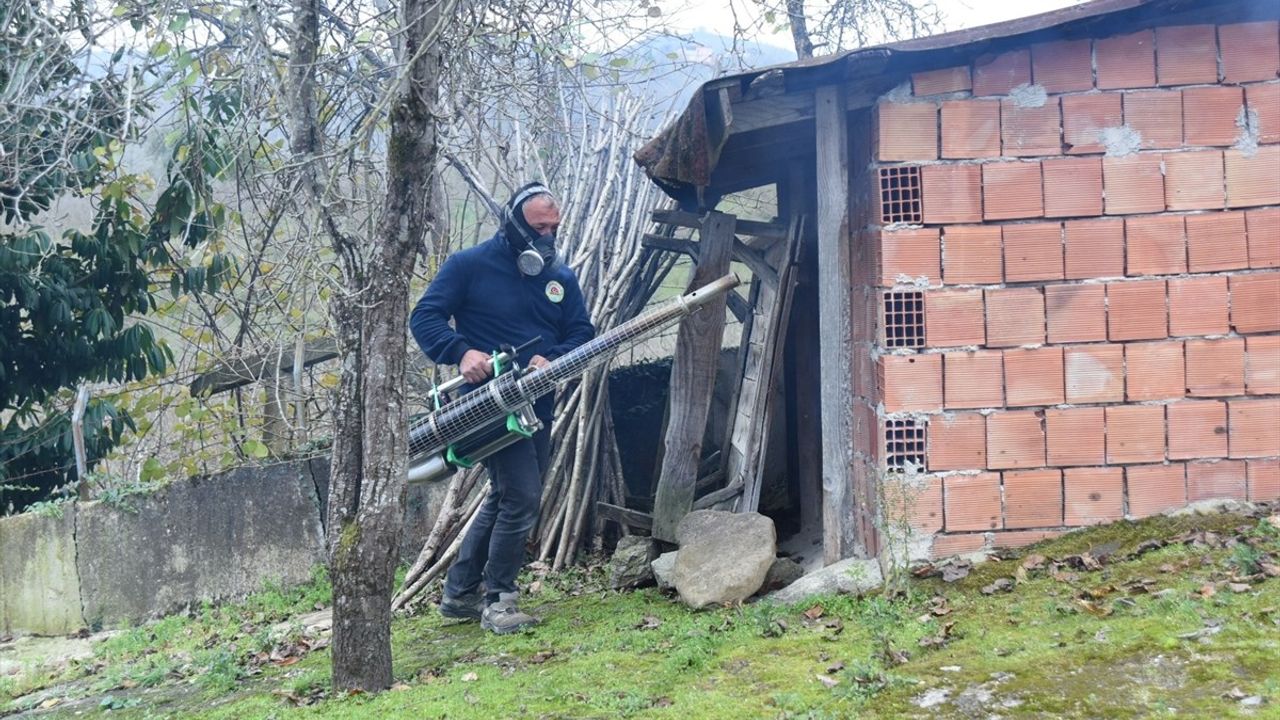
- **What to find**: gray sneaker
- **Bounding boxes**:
[439,590,484,621]
[480,592,539,634]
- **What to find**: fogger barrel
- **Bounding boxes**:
[406,273,740,483]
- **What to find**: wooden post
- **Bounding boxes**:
[650,211,735,542]
[814,85,858,564]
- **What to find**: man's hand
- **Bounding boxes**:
[460,349,492,384]
[529,354,550,369]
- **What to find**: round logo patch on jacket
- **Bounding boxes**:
[545,280,564,303]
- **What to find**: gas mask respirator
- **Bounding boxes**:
[502,182,559,277]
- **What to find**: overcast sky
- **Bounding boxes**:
[667,0,1083,53]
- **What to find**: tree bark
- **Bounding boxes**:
[785,0,815,59]
[288,0,443,693]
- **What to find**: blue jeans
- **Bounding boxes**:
[443,426,550,605]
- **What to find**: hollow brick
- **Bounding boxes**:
[1003,222,1064,282]
[985,287,1045,347]
[1163,151,1225,212]
[1219,21,1280,84]
[1062,94,1123,155]
[1167,400,1228,460]
[1155,25,1218,86]
[1246,208,1280,268]
[1246,335,1280,396]
[1064,467,1125,525]
[1182,88,1245,148]
[1046,407,1106,467]
[1187,460,1247,502]
[983,162,1044,220]
[1031,39,1093,94]
[876,102,939,161]
[973,50,1032,97]
[931,532,989,557]
[880,228,941,286]
[1064,219,1125,279]
[941,99,1001,159]
[942,225,1004,284]
[944,472,1003,531]
[1125,340,1185,401]
[1065,345,1125,404]
[944,350,1004,409]
[925,289,985,348]
[1004,469,1063,529]
[1043,157,1103,218]
[922,164,983,224]
[1107,280,1168,341]
[1004,347,1065,408]
[904,476,945,533]
[913,66,971,96]
[1103,155,1165,215]
[1229,398,1280,459]
[1046,284,1107,344]
[987,410,1046,470]
[880,353,943,413]
[928,413,987,471]
[1125,215,1187,276]
[1185,338,1246,397]
[1248,459,1280,503]
[1127,464,1187,517]
[1123,90,1183,149]
[1168,276,1229,337]
[1095,30,1156,89]
[1002,100,1062,157]
[1184,211,1248,272]
[1106,405,1166,464]
[1226,146,1280,209]
[992,530,1064,548]
[1248,83,1280,145]
[1230,274,1280,334]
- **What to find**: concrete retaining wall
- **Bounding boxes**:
[0,457,450,635]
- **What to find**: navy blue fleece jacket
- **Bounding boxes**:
[410,233,595,413]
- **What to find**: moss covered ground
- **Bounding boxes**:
[4,507,1278,719]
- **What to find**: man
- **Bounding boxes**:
[410,182,594,634]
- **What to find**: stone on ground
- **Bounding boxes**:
[673,511,775,609]
[759,557,805,593]
[651,551,678,591]
[608,536,657,589]
[766,557,883,604]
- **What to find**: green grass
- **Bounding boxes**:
[7,510,1279,719]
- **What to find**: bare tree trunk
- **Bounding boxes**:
[289,0,443,693]
[785,0,815,59]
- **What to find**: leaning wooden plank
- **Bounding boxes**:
[730,215,801,513]
[596,502,653,532]
[650,211,735,542]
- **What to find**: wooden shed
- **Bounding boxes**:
[633,0,1280,566]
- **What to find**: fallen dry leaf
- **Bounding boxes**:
[1197,584,1218,599]
[982,578,1014,595]
[816,674,839,689]
[634,615,662,630]
[529,650,556,664]
[826,661,846,674]
[461,672,478,682]
[391,683,411,692]
[1076,599,1113,617]
[803,605,825,621]
[1228,583,1252,593]
[1022,554,1047,571]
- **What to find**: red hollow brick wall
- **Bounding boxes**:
[872,20,1280,559]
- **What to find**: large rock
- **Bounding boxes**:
[673,510,776,609]
[651,551,678,591]
[608,536,657,589]
[0,508,84,635]
[766,557,883,604]
[76,461,326,627]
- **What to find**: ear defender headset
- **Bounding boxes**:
[502,182,559,277]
